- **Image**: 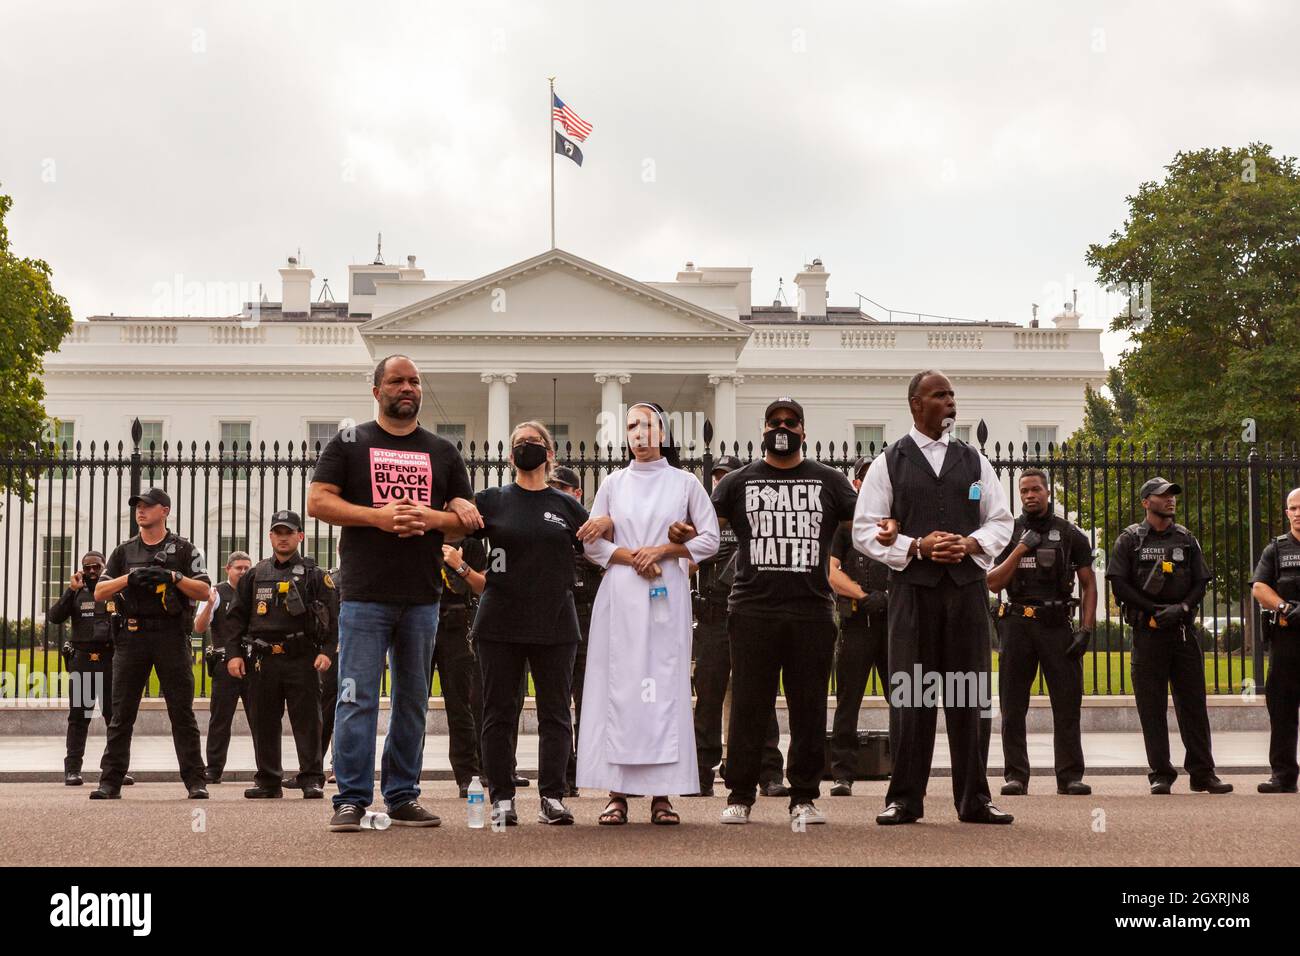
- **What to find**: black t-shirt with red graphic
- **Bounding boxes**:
[311,420,473,604]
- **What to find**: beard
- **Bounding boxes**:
[385,395,421,419]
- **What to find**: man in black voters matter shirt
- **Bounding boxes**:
[308,355,481,832]
[707,397,859,827]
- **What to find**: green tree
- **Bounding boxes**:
[0,186,74,491]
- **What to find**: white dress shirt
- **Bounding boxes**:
[852,425,1014,572]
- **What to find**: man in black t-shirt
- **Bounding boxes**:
[308,354,481,832]
[1251,487,1300,793]
[707,398,858,826]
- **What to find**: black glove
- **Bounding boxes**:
[1154,603,1187,628]
[1282,600,1300,624]
[1019,529,1042,550]
[132,566,174,587]
[864,590,889,615]
[60,641,74,667]
[1066,628,1092,660]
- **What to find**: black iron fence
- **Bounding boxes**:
[2,419,1298,699]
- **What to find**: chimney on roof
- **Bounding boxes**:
[794,258,828,321]
[279,256,314,317]
[398,254,425,281]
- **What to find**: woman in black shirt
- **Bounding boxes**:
[472,421,589,826]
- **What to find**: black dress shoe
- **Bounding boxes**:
[1058,781,1092,796]
[64,771,84,787]
[830,780,853,797]
[301,785,325,799]
[244,786,283,799]
[876,803,920,825]
[1190,777,1233,794]
[759,780,790,798]
[188,784,210,799]
[512,774,530,788]
[458,785,470,799]
[1149,780,1173,795]
[205,771,223,785]
[1000,780,1027,796]
[89,786,121,800]
[1258,779,1297,793]
[693,785,715,797]
[565,785,580,798]
[960,803,1014,824]
[122,774,135,786]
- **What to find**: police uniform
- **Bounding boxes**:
[437,537,488,791]
[47,574,115,781]
[320,565,341,766]
[1251,529,1300,791]
[994,512,1091,792]
[566,539,603,792]
[96,489,210,795]
[1106,478,1222,791]
[829,523,889,785]
[228,512,337,795]
[203,579,255,782]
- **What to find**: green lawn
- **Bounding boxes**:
[3,648,1258,701]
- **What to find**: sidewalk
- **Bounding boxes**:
[0,731,1273,781]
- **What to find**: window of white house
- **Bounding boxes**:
[140,420,164,481]
[306,535,336,569]
[220,422,251,479]
[48,420,75,477]
[953,424,972,443]
[853,425,885,456]
[1026,426,1058,453]
[42,535,74,609]
[434,423,467,451]
[307,421,340,455]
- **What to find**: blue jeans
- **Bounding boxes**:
[332,601,438,812]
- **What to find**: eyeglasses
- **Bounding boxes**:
[766,417,801,429]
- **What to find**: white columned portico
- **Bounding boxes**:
[594,372,631,449]
[481,372,517,454]
[709,373,743,450]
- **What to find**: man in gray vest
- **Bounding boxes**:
[853,371,1015,824]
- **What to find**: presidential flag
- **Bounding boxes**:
[555,130,583,167]
[552,94,593,141]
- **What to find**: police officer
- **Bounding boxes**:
[827,457,889,797]
[227,510,337,799]
[1107,476,1232,795]
[320,548,342,782]
[1250,486,1300,794]
[47,551,133,787]
[550,465,602,797]
[437,532,489,798]
[91,487,211,799]
[986,467,1096,796]
[689,455,787,797]
[193,550,253,784]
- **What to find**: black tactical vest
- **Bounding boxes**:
[1272,533,1300,602]
[1006,514,1077,604]
[210,581,236,647]
[118,532,188,619]
[572,550,603,611]
[1126,522,1197,604]
[247,556,314,638]
[884,435,984,587]
[841,541,890,594]
[68,586,113,647]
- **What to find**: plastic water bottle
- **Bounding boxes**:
[649,577,670,625]
[360,810,391,830]
[467,776,485,829]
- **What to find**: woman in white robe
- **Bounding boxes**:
[575,403,719,824]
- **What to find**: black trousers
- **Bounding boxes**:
[248,652,324,790]
[319,648,338,764]
[830,613,887,780]
[99,626,205,789]
[478,639,575,803]
[885,576,993,819]
[206,661,254,777]
[433,619,481,787]
[1266,635,1300,786]
[997,616,1085,789]
[566,636,588,789]
[693,618,785,787]
[1130,625,1216,785]
[724,612,836,808]
[65,648,113,773]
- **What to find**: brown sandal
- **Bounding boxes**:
[650,797,680,826]
[599,796,629,826]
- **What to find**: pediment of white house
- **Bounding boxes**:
[359,249,752,346]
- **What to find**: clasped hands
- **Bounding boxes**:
[375,497,483,538]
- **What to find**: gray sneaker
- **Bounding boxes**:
[388,800,441,827]
[492,799,518,827]
[538,797,575,825]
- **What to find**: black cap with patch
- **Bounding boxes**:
[853,456,871,481]
[712,455,743,475]
[269,509,303,532]
[1139,476,1182,499]
[548,466,582,491]
[763,397,804,424]
[128,487,171,508]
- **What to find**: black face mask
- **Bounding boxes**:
[763,427,801,457]
[512,442,549,473]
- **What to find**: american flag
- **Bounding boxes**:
[552,93,593,142]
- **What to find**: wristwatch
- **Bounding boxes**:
[912,538,924,560]
[455,563,470,577]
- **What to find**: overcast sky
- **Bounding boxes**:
[3,0,1297,367]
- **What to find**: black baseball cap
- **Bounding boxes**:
[269,509,303,532]
[128,487,171,508]
[763,397,804,424]
[548,466,581,490]
[1139,477,1182,499]
[853,456,870,481]
[712,455,743,475]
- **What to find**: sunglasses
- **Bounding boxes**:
[766,417,801,429]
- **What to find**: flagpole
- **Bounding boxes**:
[548,76,556,249]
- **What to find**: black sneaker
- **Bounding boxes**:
[329,804,364,832]
[301,785,325,800]
[89,786,121,800]
[389,801,441,827]
[187,784,210,799]
[244,786,284,799]
[830,779,853,797]
[491,799,518,827]
[538,797,575,825]
[64,771,84,787]
[759,780,790,798]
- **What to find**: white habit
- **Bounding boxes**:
[577,457,719,795]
